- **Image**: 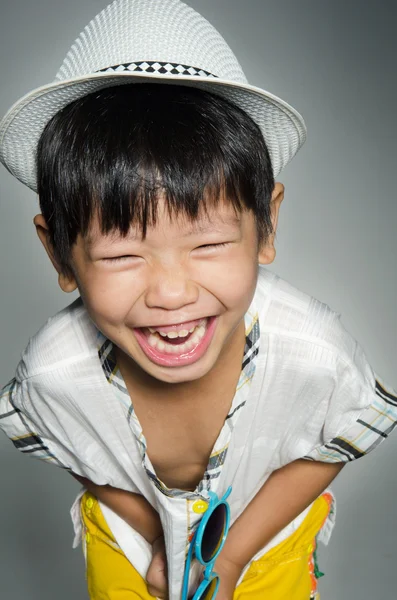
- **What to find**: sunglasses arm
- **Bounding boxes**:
[182,528,197,600]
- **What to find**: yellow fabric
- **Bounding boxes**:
[81,492,330,599]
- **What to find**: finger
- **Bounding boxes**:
[146,583,168,600]
[147,553,167,578]
[146,558,168,597]
[146,569,167,592]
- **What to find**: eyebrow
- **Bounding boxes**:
[86,215,241,250]
[180,215,241,237]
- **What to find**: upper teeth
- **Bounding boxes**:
[148,319,207,339]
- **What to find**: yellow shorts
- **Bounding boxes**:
[81,492,332,600]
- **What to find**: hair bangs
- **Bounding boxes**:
[87,158,246,243]
[37,83,274,272]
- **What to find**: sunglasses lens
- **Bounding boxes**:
[198,577,218,600]
[201,503,227,562]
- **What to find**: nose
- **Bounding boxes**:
[145,263,199,310]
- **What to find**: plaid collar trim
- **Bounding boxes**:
[97,312,259,388]
[97,309,260,497]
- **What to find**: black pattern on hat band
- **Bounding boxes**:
[96,60,217,78]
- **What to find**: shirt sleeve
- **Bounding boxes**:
[0,377,68,469]
[304,317,397,463]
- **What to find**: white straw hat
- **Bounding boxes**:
[0,0,307,192]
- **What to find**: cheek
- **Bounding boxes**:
[195,253,258,308]
[77,269,144,325]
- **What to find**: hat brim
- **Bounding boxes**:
[0,70,307,191]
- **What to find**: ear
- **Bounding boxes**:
[33,214,78,293]
[257,182,284,265]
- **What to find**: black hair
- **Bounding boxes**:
[37,83,275,274]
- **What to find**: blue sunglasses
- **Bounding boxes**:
[182,486,232,600]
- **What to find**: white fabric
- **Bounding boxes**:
[3,266,384,599]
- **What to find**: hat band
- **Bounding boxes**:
[96,60,218,78]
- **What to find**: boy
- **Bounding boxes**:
[0,1,396,599]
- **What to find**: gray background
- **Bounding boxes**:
[0,0,396,598]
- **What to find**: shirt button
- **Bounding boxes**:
[192,499,208,514]
[86,497,94,510]
[85,532,91,544]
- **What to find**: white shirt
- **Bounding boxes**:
[1,266,396,599]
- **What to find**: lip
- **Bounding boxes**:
[133,316,218,367]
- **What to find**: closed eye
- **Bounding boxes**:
[196,242,231,250]
[102,255,138,263]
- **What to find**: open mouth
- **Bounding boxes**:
[144,318,208,354]
[133,316,217,367]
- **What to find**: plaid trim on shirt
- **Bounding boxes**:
[97,308,260,499]
[304,378,397,462]
[0,378,65,467]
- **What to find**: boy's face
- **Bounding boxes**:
[35,184,283,385]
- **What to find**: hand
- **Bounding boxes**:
[146,534,169,599]
[211,554,243,600]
